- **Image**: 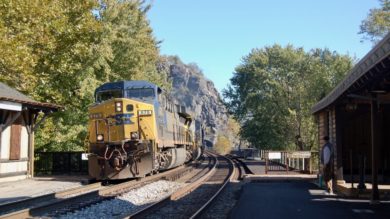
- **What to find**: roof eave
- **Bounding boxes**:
[311,33,390,114]
[0,97,61,111]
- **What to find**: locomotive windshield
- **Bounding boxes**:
[96,90,123,102]
[126,88,155,101]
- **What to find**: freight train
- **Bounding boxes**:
[87,81,203,180]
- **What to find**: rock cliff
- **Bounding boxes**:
[158,56,236,146]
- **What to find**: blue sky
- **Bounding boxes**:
[147,0,380,93]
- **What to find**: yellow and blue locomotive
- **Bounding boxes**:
[87,81,202,180]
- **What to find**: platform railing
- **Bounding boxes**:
[261,150,317,174]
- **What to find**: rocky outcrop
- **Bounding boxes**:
[159,56,235,146]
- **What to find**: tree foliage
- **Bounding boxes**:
[213,134,231,155]
[359,0,390,43]
[0,0,168,151]
[223,45,353,150]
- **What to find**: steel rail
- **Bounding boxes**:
[189,152,235,219]
[127,151,218,219]
[226,154,246,180]
[0,182,102,216]
[230,157,244,180]
[184,155,213,183]
[171,153,217,199]
[0,163,194,219]
[127,151,234,219]
[233,156,254,175]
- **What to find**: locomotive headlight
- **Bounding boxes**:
[115,102,122,112]
[131,131,139,140]
[139,110,152,116]
[97,134,104,141]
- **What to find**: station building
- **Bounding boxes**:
[312,33,390,201]
[0,82,59,182]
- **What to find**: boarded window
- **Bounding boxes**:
[9,117,22,160]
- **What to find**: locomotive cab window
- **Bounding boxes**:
[96,90,123,102]
[126,88,155,101]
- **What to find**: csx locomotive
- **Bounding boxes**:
[88,81,202,180]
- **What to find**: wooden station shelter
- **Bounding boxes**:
[0,82,59,182]
[312,33,390,202]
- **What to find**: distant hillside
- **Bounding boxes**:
[158,56,238,147]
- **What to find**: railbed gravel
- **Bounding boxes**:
[145,183,219,219]
[145,181,244,219]
[200,181,244,218]
[56,180,185,219]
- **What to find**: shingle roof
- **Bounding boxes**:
[311,32,390,114]
[0,82,60,110]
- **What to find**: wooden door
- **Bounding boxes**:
[9,117,22,160]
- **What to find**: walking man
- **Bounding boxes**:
[321,136,334,194]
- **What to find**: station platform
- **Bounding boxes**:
[231,159,390,218]
[0,175,89,205]
[242,160,266,174]
[337,182,390,199]
[229,181,390,219]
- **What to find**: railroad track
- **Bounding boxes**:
[0,181,103,216]
[229,155,254,176]
[0,157,209,219]
[127,150,235,219]
[230,156,245,180]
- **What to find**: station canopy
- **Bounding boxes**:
[312,33,390,114]
[0,82,60,111]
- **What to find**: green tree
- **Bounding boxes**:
[0,0,169,151]
[213,134,231,155]
[97,0,165,83]
[359,0,390,43]
[224,45,353,150]
[0,0,102,151]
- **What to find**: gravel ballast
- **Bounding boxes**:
[57,180,185,219]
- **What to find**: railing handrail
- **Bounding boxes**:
[260,149,317,174]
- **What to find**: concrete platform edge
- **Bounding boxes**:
[243,174,317,182]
